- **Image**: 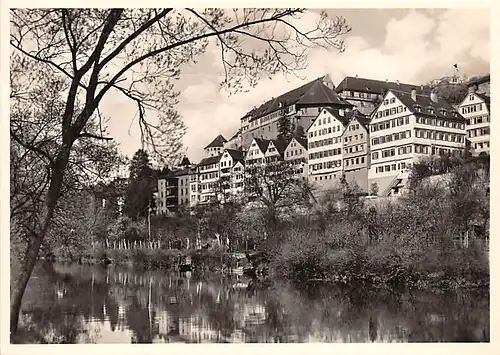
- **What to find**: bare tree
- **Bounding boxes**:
[9,8,351,335]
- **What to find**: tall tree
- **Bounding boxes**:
[277,105,295,141]
[9,8,351,335]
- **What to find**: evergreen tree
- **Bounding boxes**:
[277,105,295,141]
[123,149,157,220]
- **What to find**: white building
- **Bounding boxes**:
[219,148,246,202]
[458,87,490,156]
[306,107,350,192]
[284,137,308,180]
[204,134,227,157]
[196,155,222,204]
[368,89,467,196]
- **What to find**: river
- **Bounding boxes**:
[17,262,489,343]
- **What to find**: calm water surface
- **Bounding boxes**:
[19,262,489,343]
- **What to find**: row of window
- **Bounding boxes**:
[343,90,380,100]
[415,129,465,143]
[371,116,410,132]
[466,115,489,126]
[200,172,218,180]
[347,123,361,131]
[344,134,364,143]
[308,125,343,138]
[309,148,342,160]
[474,142,490,150]
[414,145,463,156]
[344,144,365,154]
[461,103,483,114]
[309,137,341,149]
[285,149,303,157]
[374,162,407,173]
[199,163,218,171]
[468,127,490,138]
[374,105,408,119]
[310,160,342,171]
[344,156,365,166]
[313,173,339,181]
[415,116,464,130]
[200,182,218,191]
[372,130,412,145]
[372,145,412,160]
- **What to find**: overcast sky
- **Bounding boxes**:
[101,8,489,164]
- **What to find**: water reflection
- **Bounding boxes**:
[17,262,489,343]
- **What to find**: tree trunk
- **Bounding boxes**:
[10,157,67,336]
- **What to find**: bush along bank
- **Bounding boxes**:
[266,219,489,291]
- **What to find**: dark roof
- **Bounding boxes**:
[468,74,490,86]
[323,107,351,126]
[197,154,222,166]
[243,76,351,122]
[204,134,227,149]
[225,149,245,163]
[294,137,308,149]
[270,139,289,155]
[179,156,191,166]
[173,167,193,177]
[390,90,466,122]
[253,137,271,153]
[336,76,431,95]
[346,109,370,130]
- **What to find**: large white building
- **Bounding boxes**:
[196,155,221,204]
[306,107,350,192]
[284,137,308,180]
[368,88,467,196]
[219,148,246,202]
[459,87,490,156]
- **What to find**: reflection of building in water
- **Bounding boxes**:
[179,313,220,343]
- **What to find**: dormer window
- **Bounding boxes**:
[415,105,421,112]
[441,109,447,116]
[429,108,434,114]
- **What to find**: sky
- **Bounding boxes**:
[101,8,490,165]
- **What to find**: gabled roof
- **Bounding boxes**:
[204,134,227,149]
[335,76,431,96]
[270,139,289,155]
[346,109,370,130]
[179,156,191,166]
[242,76,351,122]
[294,137,308,149]
[323,107,351,126]
[476,93,491,112]
[389,90,465,122]
[224,148,245,163]
[197,154,222,166]
[252,137,271,153]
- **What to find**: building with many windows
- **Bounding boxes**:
[219,148,246,202]
[368,88,466,196]
[336,76,430,116]
[459,86,490,156]
[196,155,222,204]
[240,75,352,148]
[284,137,308,180]
[341,109,371,192]
[306,107,350,192]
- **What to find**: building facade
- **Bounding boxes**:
[284,137,308,180]
[306,107,349,192]
[368,89,467,196]
[197,155,222,204]
[341,110,371,192]
[459,87,490,156]
[219,148,246,202]
[204,135,227,157]
[240,75,352,148]
[157,174,179,214]
[335,76,430,116]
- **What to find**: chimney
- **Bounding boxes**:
[430,91,438,103]
[411,88,417,101]
[355,74,358,79]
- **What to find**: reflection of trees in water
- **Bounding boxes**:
[22,262,489,343]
